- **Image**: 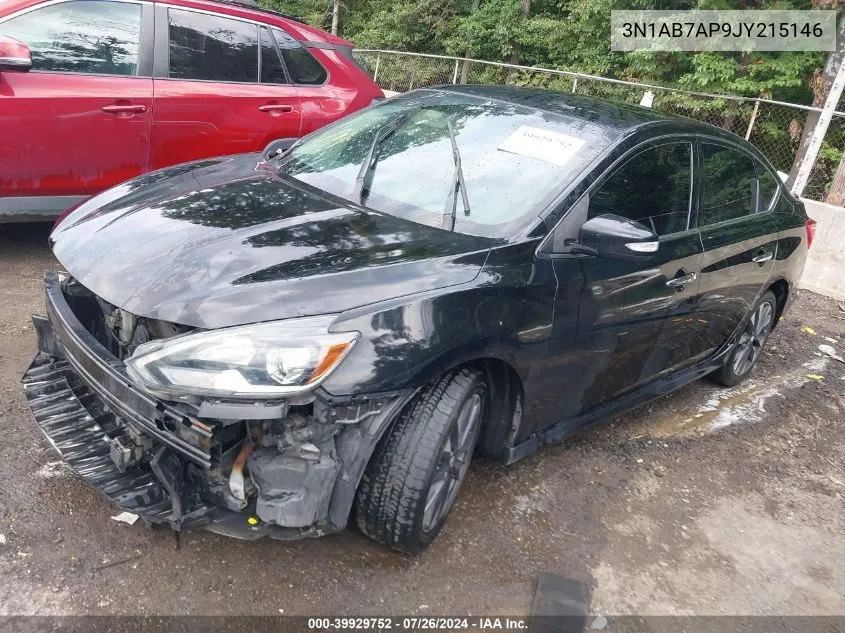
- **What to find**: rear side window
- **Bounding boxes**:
[699,143,757,226]
[1,0,142,76]
[168,9,258,82]
[588,143,692,236]
[260,27,287,84]
[271,27,327,85]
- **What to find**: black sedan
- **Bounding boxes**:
[24,86,812,553]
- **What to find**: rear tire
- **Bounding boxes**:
[711,291,777,387]
[354,368,486,554]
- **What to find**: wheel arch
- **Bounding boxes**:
[464,357,524,461]
[766,278,790,329]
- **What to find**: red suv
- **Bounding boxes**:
[0,0,383,222]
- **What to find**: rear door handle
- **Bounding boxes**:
[666,271,697,289]
[101,104,147,114]
[752,251,774,264]
[258,104,293,113]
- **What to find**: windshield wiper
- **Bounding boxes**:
[353,109,417,205]
[442,118,471,232]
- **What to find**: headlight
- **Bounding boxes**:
[125,316,357,399]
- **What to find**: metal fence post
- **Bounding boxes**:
[373,52,381,83]
[452,60,460,84]
[744,100,760,140]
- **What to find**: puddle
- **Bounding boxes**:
[628,358,829,438]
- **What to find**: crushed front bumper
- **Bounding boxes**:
[22,272,413,541]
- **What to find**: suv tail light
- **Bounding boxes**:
[805,218,817,248]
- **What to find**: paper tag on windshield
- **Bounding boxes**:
[498,126,585,167]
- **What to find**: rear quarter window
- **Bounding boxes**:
[271,27,327,85]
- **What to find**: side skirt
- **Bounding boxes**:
[0,195,87,223]
[503,351,729,465]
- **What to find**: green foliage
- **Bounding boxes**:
[257,0,841,196]
[260,0,827,108]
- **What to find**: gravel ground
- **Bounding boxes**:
[0,222,843,617]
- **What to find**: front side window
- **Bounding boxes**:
[699,143,758,226]
[1,0,142,76]
[588,143,692,236]
[168,9,258,82]
[271,27,326,85]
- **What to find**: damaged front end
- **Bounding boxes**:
[22,272,412,540]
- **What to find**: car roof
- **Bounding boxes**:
[426,84,728,139]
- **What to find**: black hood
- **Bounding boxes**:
[50,155,492,329]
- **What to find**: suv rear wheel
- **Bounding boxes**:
[355,368,486,553]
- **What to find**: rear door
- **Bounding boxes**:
[0,0,152,216]
[150,5,303,169]
[269,26,332,135]
[694,140,778,353]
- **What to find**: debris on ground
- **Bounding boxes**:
[591,616,608,630]
[0,534,5,545]
[819,344,845,363]
[807,374,825,380]
[801,326,817,335]
[110,512,139,526]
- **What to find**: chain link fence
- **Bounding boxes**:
[355,49,845,203]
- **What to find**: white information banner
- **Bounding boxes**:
[611,10,836,52]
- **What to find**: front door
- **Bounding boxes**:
[546,140,705,419]
[0,0,153,215]
[150,7,303,169]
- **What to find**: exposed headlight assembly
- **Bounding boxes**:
[125,316,357,399]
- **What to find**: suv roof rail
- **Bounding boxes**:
[212,0,305,23]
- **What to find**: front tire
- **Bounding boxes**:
[711,290,777,387]
[354,368,486,554]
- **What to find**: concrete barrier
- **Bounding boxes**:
[799,199,845,301]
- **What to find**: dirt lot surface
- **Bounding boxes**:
[0,222,843,618]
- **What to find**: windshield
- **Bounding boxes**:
[277,90,613,238]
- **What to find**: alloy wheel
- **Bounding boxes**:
[421,391,483,533]
[732,301,774,377]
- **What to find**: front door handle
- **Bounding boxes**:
[258,104,294,113]
[666,271,697,289]
[752,250,774,264]
[101,104,147,114]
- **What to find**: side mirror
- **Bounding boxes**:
[580,213,659,260]
[0,36,32,73]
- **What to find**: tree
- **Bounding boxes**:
[458,0,480,84]
[509,0,531,67]
[331,0,340,34]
